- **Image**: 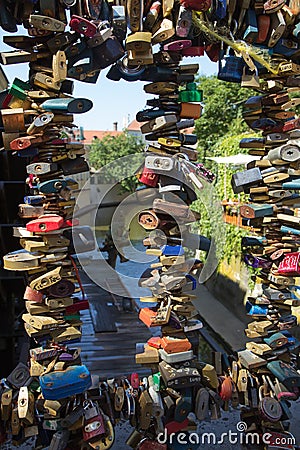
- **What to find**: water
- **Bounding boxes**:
[96,232,158,307]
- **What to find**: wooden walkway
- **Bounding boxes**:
[75,267,152,379]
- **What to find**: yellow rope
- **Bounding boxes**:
[192,11,279,75]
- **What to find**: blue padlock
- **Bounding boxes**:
[281,225,300,236]
[186,274,197,290]
[161,245,184,256]
[283,179,300,189]
[40,97,93,114]
[217,47,245,83]
[242,236,267,247]
[273,39,299,59]
[246,301,269,316]
[209,0,227,20]
[24,195,45,205]
[243,9,258,43]
[17,147,39,158]
[37,179,67,194]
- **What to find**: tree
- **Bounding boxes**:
[195,76,253,162]
[88,131,144,192]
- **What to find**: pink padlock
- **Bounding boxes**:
[163,40,192,52]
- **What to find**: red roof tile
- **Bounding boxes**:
[81,130,122,144]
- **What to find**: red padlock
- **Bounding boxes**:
[131,372,139,390]
[182,46,205,57]
[205,43,221,62]
[278,252,300,275]
[256,15,271,43]
[26,214,64,233]
[139,307,158,327]
[219,376,233,401]
[138,440,167,450]
[70,15,97,37]
[24,286,43,303]
[165,418,189,434]
[147,336,161,349]
[83,414,106,441]
[139,167,159,187]
[66,300,89,314]
[10,135,44,151]
[180,0,211,11]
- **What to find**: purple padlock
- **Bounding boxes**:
[244,254,272,269]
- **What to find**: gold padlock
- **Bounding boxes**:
[152,18,175,44]
[1,108,25,132]
[52,51,67,83]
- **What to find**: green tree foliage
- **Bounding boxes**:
[88,131,144,192]
[192,76,259,262]
[195,76,253,162]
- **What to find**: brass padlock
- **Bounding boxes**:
[152,18,175,44]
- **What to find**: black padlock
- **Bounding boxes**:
[231,167,262,193]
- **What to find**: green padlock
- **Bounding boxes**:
[178,82,203,102]
[9,78,31,100]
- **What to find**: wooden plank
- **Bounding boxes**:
[78,270,152,378]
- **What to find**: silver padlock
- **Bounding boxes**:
[83,399,99,420]
[49,430,70,450]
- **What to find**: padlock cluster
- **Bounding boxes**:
[230,88,300,436]
[0,0,299,449]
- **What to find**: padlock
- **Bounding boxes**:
[152,18,175,44]
[29,266,62,291]
[29,15,65,32]
[264,0,286,13]
[26,214,65,233]
[243,9,258,43]
[18,386,34,425]
[40,98,93,114]
[49,430,70,450]
[180,0,211,11]
[1,388,12,420]
[126,32,153,66]
[268,12,285,47]
[138,390,152,429]
[37,179,67,194]
[7,362,31,389]
[92,37,125,70]
[126,0,143,32]
[237,349,267,369]
[3,250,42,271]
[11,407,21,436]
[70,15,97,37]
[52,50,67,83]
[1,108,25,132]
[241,67,260,89]
[218,46,244,83]
[258,385,282,422]
[139,167,159,187]
[176,6,192,37]
[83,399,99,420]
[256,14,271,43]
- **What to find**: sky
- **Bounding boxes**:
[0,29,217,131]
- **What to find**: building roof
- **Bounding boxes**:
[126,119,143,131]
[81,130,122,145]
[73,121,196,145]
